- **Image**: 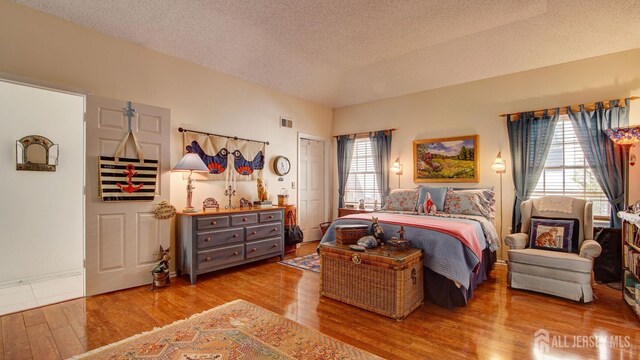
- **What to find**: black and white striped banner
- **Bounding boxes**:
[99,157,158,201]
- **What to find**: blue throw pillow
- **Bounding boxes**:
[416,186,448,212]
[529,216,580,253]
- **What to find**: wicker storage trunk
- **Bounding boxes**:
[320,243,424,320]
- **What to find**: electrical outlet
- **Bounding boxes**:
[291,181,296,189]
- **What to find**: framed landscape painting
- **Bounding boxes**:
[413,135,479,183]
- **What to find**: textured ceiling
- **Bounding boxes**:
[15,0,640,108]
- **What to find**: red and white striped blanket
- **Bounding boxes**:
[343,212,483,263]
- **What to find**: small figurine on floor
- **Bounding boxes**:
[152,245,171,273]
[151,245,171,290]
[371,216,384,244]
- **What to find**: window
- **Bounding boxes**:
[532,115,610,218]
[344,138,380,206]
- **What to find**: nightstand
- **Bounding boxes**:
[338,207,375,218]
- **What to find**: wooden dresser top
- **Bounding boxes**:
[177,206,285,216]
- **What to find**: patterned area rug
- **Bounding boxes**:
[279,254,320,273]
[75,299,379,359]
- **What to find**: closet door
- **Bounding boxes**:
[85,96,170,296]
[299,138,325,241]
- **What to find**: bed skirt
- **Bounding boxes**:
[424,248,496,308]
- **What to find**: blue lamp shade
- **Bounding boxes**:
[173,153,209,172]
[604,126,640,145]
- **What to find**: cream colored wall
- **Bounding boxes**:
[334,48,640,260]
[3,0,639,264]
[0,0,332,265]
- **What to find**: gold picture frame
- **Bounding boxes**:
[413,135,479,183]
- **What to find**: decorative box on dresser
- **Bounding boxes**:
[177,207,285,284]
[619,211,640,320]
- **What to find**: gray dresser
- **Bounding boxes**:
[176,207,285,284]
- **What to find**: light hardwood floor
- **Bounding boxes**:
[1,242,638,359]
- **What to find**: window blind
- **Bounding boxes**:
[532,115,610,218]
[344,138,380,205]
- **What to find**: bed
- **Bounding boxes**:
[320,188,499,308]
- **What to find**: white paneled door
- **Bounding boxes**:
[299,138,325,241]
[85,96,170,296]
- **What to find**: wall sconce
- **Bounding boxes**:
[390,157,403,188]
[491,151,507,174]
[173,153,210,213]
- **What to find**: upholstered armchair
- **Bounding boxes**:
[505,196,602,302]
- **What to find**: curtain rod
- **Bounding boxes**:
[500,96,639,120]
[178,127,269,145]
[334,128,396,139]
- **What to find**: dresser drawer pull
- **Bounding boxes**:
[232,234,238,238]
[204,237,211,242]
[242,217,248,222]
[251,231,257,235]
[272,228,278,232]
[272,243,278,248]
[233,251,239,256]
[211,220,217,225]
[268,215,273,219]
[250,248,257,252]
[205,257,211,262]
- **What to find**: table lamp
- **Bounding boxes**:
[173,153,210,213]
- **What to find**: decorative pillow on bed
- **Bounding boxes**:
[416,186,448,212]
[443,188,495,220]
[529,216,580,253]
[382,189,419,211]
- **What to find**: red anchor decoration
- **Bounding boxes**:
[117,164,144,193]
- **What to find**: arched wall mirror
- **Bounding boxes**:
[16,135,59,171]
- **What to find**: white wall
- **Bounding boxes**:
[0,81,84,284]
[334,48,640,260]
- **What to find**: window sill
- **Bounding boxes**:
[593,219,610,228]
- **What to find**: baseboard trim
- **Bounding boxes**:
[0,269,83,289]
